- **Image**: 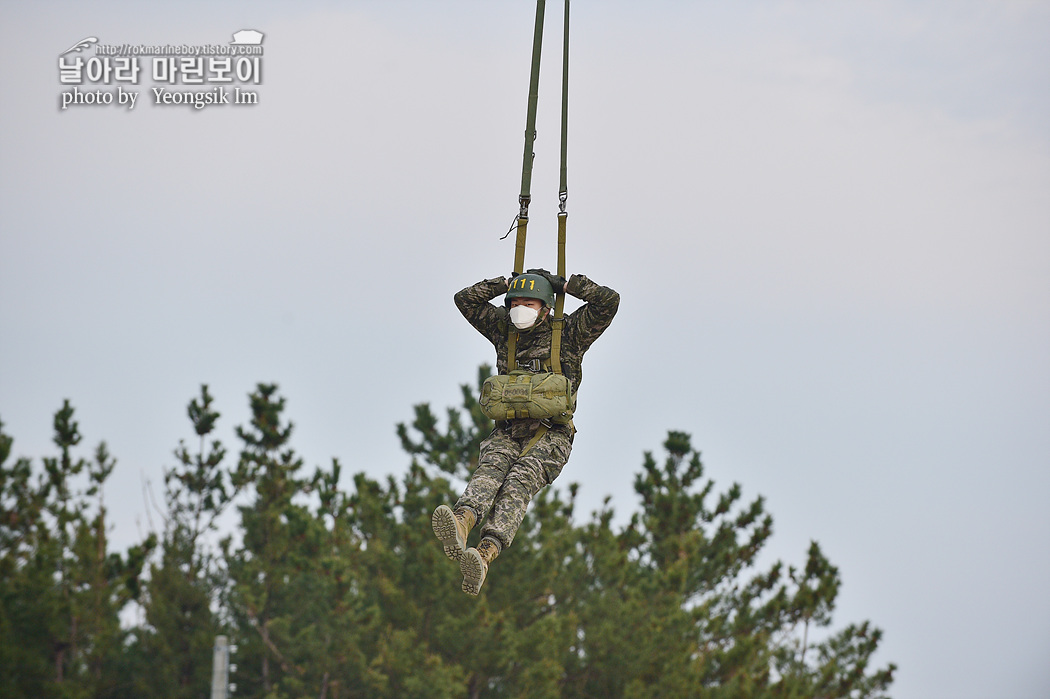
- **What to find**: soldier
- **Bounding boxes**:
[432,269,619,595]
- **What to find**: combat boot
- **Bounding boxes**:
[460,536,500,596]
[432,505,475,561]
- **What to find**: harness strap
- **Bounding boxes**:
[551,213,567,375]
[507,330,518,374]
[507,323,561,377]
[520,423,549,457]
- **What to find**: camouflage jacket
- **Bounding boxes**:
[454,274,619,425]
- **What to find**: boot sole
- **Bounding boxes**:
[431,505,465,561]
[460,548,486,596]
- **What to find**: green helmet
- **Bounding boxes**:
[506,272,555,308]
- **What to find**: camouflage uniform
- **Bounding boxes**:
[453,274,619,549]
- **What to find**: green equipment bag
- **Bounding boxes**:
[480,370,574,424]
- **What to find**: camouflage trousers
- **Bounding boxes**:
[456,422,573,550]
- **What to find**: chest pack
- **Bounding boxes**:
[479,317,575,425]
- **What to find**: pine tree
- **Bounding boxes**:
[224,383,369,699]
[0,404,154,699]
[5,371,895,698]
[0,416,52,698]
[397,364,494,479]
[129,385,232,699]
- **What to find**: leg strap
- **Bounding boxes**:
[520,423,549,458]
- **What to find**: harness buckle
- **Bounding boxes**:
[517,358,542,373]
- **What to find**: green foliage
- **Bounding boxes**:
[397,364,494,477]
[0,405,155,699]
[131,385,230,699]
[0,370,895,698]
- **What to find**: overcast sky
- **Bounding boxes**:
[1,1,1048,697]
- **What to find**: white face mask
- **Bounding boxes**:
[509,305,540,330]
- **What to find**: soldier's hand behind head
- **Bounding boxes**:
[526,268,566,294]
